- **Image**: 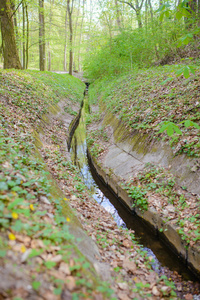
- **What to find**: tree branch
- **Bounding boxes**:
[11,0,23,18]
[118,0,136,11]
[139,0,145,11]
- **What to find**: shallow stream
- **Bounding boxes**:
[70,98,199,283]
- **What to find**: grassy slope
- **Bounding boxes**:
[89,64,200,157]
[0,70,114,299]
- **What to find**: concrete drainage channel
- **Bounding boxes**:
[68,90,200,286]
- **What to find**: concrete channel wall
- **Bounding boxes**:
[86,108,200,278]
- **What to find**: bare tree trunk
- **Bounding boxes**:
[67,0,74,76]
[11,1,19,49]
[135,0,143,28]
[22,1,25,69]
[39,0,45,71]
[114,0,121,30]
[73,0,80,71]
[64,8,68,71]
[48,0,54,71]
[0,0,22,69]
[78,0,85,71]
[25,3,29,69]
[148,0,153,22]
[145,0,148,31]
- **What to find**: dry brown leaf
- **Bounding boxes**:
[185,294,193,300]
[50,254,62,263]
[59,262,71,275]
[118,282,129,290]
[122,239,132,248]
[65,276,76,291]
[152,286,160,296]
[118,292,131,300]
[122,257,136,274]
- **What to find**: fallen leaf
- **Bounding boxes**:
[122,239,132,248]
[59,262,71,275]
[152,286,160,296]
[65,276,76,291]
[118,282,128,290]
[185,294,193,300]
[50,254,62,263]
[122,257,136,274]
[8,233,16,241]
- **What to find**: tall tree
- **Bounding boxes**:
[118,0,145,28]
[64,5,68,71]
[25,3,29,69]
[67,0,74,75]
[39,0,45,71]
[114,0,122,30]
[0,0,22,69]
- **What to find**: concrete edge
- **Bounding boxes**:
[87,146,200,278]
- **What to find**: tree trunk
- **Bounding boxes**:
[135,0,143,28]
[64,8,68,71]
[73,0,80,71]
[22,1,25,69]
[47,0,54,71]
[11,1,19,50]
[39,0,45,71]
[148,0,153,22]
[67,0,74,76]
[78,0,85,71]
[114,0,121,30]
[25,3,29,69]
[0,0,22,69]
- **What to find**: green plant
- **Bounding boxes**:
[124,183,148,211]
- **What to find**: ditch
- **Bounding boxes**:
[69,95,200,292]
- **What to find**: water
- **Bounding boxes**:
[70,98,199,281]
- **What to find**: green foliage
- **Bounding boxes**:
[123,182,148,211]
[84,15,190,81]
[159,121,182,136]
[32,281,41,290]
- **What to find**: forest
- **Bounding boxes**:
[0,0,200,299]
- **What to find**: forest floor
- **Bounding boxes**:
[0,68,200,300]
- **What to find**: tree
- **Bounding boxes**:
[67,0,74,75]
[0,0,22,69]
[114,0,122,30]
[118,0,145,28]
[39,0,45,71]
